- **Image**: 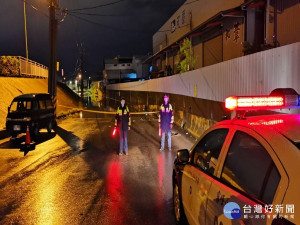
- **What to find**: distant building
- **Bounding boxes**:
[103,56,149,84]
[146,0,300,78]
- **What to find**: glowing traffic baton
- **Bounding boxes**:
[112,127,117,137]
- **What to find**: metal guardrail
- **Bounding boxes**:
[0,56,48,78]
[19,56,48,78]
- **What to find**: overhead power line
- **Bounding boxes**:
[66,12,151,34]
[68,0,124,12]
[67,11,131,17]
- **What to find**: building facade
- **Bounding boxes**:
[103,56,149,83]
[148,0,300,77]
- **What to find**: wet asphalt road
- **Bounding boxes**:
[0,112,195,225]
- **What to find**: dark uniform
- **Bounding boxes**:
[115,103,131,155]
[159,101,174,150]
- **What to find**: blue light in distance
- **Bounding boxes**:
[125,73,137,79]
[149,66,153,72]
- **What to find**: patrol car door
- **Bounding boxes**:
[181,128,230,225]
[206,128,288,225]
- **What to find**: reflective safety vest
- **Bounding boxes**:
[159,103,174,131]
[115,105,131,130]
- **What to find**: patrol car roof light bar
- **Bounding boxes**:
[225,88,300,111]
[225,96,284,111]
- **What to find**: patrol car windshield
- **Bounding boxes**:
[10,100,33,112]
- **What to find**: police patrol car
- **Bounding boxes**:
[173,88,300,225]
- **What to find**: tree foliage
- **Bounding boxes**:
[0,56,20,76]
[88,82,104,106]
[177,38,196,74]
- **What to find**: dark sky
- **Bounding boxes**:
[0,0,185,76]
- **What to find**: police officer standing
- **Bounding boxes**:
[115,97,131,155]
[159,94,174,151]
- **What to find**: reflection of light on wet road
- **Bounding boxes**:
[106,161,124,224]
[79,139,85,151]
[35,173,60,225]
[156,154,166,221]
[158,154,164,188]
[0,118,190,224]
[80,111,83,119]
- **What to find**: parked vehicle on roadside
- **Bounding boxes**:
[6,93,56,139]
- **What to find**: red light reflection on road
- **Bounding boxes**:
[156,154,166,221]
[106,161,124,224]
[158,154,164,188]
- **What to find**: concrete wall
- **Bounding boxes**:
[106,90,226,138]
[0,78,81,130]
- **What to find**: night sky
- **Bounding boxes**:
[0,0,185,77]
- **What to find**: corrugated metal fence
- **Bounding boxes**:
[107,42,300,102]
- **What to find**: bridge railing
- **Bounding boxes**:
[19,56,48,78]
[0,56,48,78]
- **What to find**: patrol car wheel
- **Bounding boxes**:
[173,182,187,224]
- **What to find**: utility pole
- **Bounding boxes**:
[48,0,58,115]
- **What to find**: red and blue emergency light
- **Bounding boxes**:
[225,88,300,111]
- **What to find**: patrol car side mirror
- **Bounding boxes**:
[176,149,189,164]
